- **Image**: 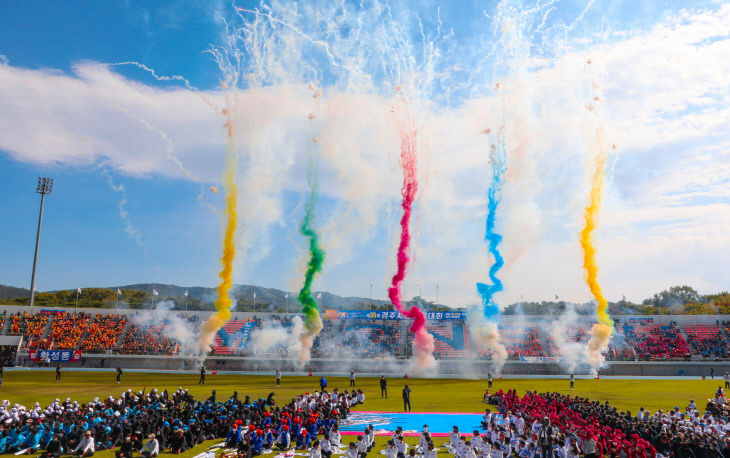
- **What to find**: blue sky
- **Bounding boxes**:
[1,1,728,306]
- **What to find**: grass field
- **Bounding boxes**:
[0,370,722,457]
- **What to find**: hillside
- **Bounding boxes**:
[0,284,29,299]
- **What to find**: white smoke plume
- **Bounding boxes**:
[468,309,508,374]
[131,300,200,357]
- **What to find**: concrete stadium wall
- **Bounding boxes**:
[19,352,730,378]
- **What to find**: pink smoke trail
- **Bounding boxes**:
[388,110,436,374]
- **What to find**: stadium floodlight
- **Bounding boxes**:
[29,177,54,312]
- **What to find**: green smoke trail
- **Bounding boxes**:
[298,157,325,338]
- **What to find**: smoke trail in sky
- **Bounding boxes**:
[471,127,509,371]
[297,154,325,362]
[580,78,614,374]
[389,107,436,375]
[197,89,238,354]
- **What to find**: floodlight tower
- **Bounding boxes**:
[29,177,54,312]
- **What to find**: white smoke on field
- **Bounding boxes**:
[548,306,589,373]
[247,316,306,368]
[467,308,507,375]
[131,300,200,356]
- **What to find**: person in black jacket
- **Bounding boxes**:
[115,436,134,458]
[116,367,123,383]
[169,429,188,454]
[41,435,63,458]
[199,366,206,385]
[380,376,388,399]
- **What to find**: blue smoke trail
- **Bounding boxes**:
[477,138,506,321]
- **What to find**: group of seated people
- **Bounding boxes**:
[0,385,364,457]
[221,389,365,458]
[48,313,92,350]
[81,314,128,353]
[626,325,689,360]
[311,321,401,359]
[7,312,48,340]
[482,388,730,458]
[119,325,176,355]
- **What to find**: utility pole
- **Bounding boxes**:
[29,177,54,312]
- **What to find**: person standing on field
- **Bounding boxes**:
[380,376,388,399]
[569,373,575,390]
[116,367,123,383]
[276,369,281,386]
[350,371,356,387]
[402,385,412,412]
[55,364,62,382]
[199,365,206,384]
[724,371,729,389]
[488,371,493,389]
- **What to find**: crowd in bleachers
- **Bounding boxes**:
[81,314,128,353]
[120,323,176,355]
[686,325,729,359]
[506,327,544,359]
[312,320,402,358]
[625,324,689,360]
[7,308,730,360]
[48,312,91,349]
[7,312,48,339]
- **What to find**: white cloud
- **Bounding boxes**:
[1,4,729,307]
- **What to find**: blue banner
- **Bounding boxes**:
[29,350,82,362]
[325,310,466,321]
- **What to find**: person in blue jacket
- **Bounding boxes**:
[250,429,263,456]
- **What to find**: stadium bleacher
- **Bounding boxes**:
[1,308,729,361]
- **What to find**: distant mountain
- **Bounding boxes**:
[0,284,29,300]
[110,283,440,311]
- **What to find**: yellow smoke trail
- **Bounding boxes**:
[197,97,238,354]
[581,124,613,373]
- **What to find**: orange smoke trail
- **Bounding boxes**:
[580,124,613,373]
[198,98,238,354]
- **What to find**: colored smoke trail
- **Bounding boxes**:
[388,111,436,374]
[477,140,506,321]
[580,125,613,374]
[197,95,238,354]
[296,156,325,361]
[471,130,508,372]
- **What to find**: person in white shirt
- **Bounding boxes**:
[366,425,375,451]
[330,427,341,448]
[419,432,431,452]
[396,436,408,458]
[450,426,461,450]
[74,431,95,457]
[356,435,368,458]
[321,435,332,458]
[140,433,159,457]
[456,436,467,458]
[276,369,281,387]
[311,440,322,458]
[462,442,477,458]
[347,442,358,458]
[471,431,483,454]
[385,441,398,458]
[423,442,437,458]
